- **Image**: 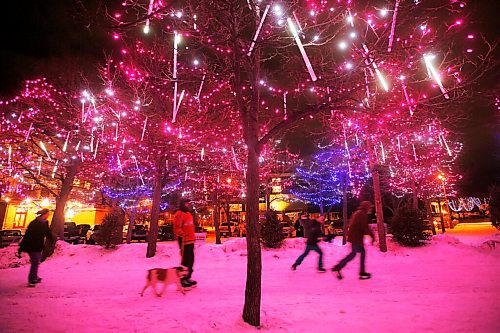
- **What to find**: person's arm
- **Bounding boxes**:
[17,237,25,256]
[44,222,55,244]
[173,212,184,237]
[18,223,33,254]
[363,217,375,243]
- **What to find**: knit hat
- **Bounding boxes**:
[179,198,192,211]
[358,201,374,210]
[36,208,50,216]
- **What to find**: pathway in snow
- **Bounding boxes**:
[0,223,498,333]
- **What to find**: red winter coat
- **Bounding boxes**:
[173,210,195,244]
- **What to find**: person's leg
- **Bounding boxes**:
[294,245,312,266]
[182,243,195,278]
[28,252,42,284]
[311,245,324,269]
[355,244,366,274]
[334,244,357,270]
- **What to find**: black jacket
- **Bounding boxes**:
[19,217,54,253]
[304,220,323,245]
[294,219,305,237]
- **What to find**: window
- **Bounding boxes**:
[14,211,27,228]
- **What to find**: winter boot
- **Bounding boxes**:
[291,264,297,271]
[359,272,371,280]
[28,282,36,287]
[332,266,343,280]
[318,268,326,273]
[187,279,197,287]
[35,277,42,283]
[181,278,192,290]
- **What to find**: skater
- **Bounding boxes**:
[292,215,326,272]
[17,208,54,287]
[293,213,307,238]
[173,198,197,288]
[332,201,375,280]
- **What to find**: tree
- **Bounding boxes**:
[0,77,110,239]
[489,185,500,230]
[291,147,369,214]
[97,209,125,248]
[260,210,285,248]
[391,205,431,247]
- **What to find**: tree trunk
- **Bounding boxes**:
[126,206,137,244]
[146,157,165,258]
[342,175,348,245]
[437,198,446,233]
[242,146,262,326]
[51,163,79,239]
[372,169,387,252]
[265,180,271,213]
[233,10,262,325]
[411,176,419,211]
[225,203,232,237]
[214,199,222,244]
[367,140,387,252]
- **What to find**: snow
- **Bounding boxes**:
[0,223,499,333]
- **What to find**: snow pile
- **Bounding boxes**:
[221,237,247,253]
[0,244,28,269]
[282,237,307,249]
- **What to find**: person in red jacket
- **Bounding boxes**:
[332,201,375,280]
[173,198,197,288]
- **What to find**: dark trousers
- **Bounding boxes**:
[294,244,323,269]
[178,237,195,279]
[28,252,42,283]
[335,243,366,273]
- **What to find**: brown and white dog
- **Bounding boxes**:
[140,266,189,297]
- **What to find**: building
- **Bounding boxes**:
[0,197,110,230]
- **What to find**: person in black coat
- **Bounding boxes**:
[291,216,326,272]
[18,208,54,287]
[294,213,308,238]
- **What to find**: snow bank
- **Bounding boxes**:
[0,244,28,269]
[221,237,247,253]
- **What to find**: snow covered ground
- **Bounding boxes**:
[0,222,499,333]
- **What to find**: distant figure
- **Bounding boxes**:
[294,213,308,238]
[17,208,54,287]
[332,201,375,280]
[292,215,326,272]
[173,198,197,289]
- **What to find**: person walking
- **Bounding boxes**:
[332,201,375,280]
[17,208,54,287]
[292,215,326,272]
[293,213,307,238]
[173,198,197,288]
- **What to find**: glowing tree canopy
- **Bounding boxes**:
[290,146,369,211]
[0,78,115,237]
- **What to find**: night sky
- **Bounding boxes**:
[0,1,498,195]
